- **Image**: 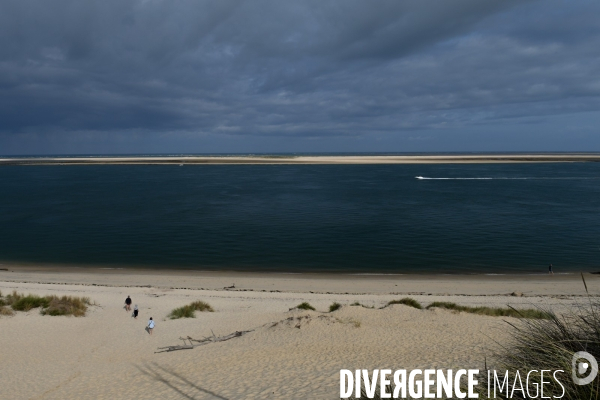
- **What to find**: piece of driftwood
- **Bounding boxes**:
[155,329,253,353]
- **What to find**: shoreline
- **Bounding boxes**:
[1,264,596,297]
[2,154,600,165]
[1,261,597,277]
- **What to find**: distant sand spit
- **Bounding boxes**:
[0,269,594,399]
[2,154,600,165]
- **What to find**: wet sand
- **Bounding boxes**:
[1,264,595,297]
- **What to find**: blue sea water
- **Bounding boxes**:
[1,162,599,274]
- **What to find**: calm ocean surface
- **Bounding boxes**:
[1,163,599,274]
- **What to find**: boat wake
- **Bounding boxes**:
[415,176,495,180]
[415,176,598,180]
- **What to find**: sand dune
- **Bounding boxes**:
[0,270,594,399]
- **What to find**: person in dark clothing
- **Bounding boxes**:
[125,295,132,311]
[549,264,554,275]
[133,305,139,319]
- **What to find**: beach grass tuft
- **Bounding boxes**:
[329,302,342,312]
[0,306,15,316]
[4,291,19,306]
[296,302,316,311]
[477,276,600,399]
[5,291,92,316]
[10,293,50,311]
[426,301,550,319]
[189,300,214,312]
[169,306,195,319]
[385,297,423,310]
[169,300,214,319]
[350,301,374,309]
[41,296,91,317]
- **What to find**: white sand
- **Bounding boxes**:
[2,154,600,165]
[0,269,595,399]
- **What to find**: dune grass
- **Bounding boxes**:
[0,306,15,316]
[9,293,50,311]
[342,297,561,400]
[4,291,22,306]
[4,291,92,316]
[426,301,550,319]
[169,300,214,319]
[384,297,423,310]
[295,302,316,311]
[350,301,374,309]
[169,305,195,319]
[329,302,342,312]
[41,295,91,317]
[477,275,600,399]
[189,300,213,312]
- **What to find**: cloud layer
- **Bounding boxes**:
[1,0,599,153]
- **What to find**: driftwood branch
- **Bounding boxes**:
[155,329,253,353]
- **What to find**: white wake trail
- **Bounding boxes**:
[415,176,599,180]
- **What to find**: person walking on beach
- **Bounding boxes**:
[147,317,155,335]
[125,295,132,311]
[133,305,139,319]
[549,264,554,275]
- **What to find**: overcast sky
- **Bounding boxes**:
[1,0,599,154]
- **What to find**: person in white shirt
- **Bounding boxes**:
[147,317,155,335]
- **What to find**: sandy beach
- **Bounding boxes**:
[2,154,600,165]
[3,1,599,399]
[0,267,595,399]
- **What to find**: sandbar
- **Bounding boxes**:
[2,154,600,165]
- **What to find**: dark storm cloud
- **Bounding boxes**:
[0,0,599,151]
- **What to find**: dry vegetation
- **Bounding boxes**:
[0,290,13,316]
[1,291,92,317]
[0,306,15,316]
[168,300,214,319]
[476,277,600,399]
[426,301,550,319]
[378,297,548,319]
[295,302,316,311]
[350,301,374,309]
[385,297,423,309]
[42,296,91,317]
